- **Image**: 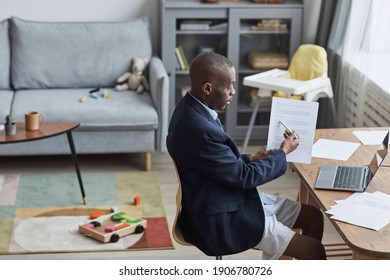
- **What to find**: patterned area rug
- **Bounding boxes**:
[0,171,173,254]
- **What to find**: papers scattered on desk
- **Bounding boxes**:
[326,191,390,231]
[311,139,360,161]
[352,130,389,145]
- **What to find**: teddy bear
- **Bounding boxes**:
[115,57,149,94]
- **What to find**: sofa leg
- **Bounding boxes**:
[145,152,152,172]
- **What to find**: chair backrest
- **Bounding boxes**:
[172,161,224,259]
[172,162,193,246]
[287,44,328,81]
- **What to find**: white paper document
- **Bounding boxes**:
[352,130,389,145]
[267,97,319,164]
[326,191,390,231]
[311,139,360,161]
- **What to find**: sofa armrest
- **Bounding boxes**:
[148,56,169,153]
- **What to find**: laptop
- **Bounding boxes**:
[315,131,389,192]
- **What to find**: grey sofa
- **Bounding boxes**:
[0,17,169,171]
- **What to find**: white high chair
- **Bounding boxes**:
[242,44,336,153]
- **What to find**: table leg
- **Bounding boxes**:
[67,131,87,205]
[298,181,309,204]
[353,251,380,260]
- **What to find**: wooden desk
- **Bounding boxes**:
[292,127,390,260]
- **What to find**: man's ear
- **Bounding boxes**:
[201,83,212,96]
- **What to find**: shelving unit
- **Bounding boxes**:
[160,0,303,144]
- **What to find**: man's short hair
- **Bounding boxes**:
[189,52,233,83]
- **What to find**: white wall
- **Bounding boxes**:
[0,0,160,53]
[0,0,322,54]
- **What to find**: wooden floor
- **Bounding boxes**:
[0,147,344,260]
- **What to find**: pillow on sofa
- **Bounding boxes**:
[10,17,153,89]
[0,19,11,89]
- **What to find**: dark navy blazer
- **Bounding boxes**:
[166,93,287,256]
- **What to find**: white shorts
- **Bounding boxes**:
[253,193,301,260]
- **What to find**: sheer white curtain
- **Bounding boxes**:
[328,0,390,127]
[368,1,390,52]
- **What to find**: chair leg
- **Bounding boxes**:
[242,97,261,153]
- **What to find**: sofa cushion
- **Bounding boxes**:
[10,17,152,89]
[0,20,11,89]
[11,89,158,131]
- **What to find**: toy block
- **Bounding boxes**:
[83,223,94,229]
[105,225,115,232]
[91,221,101,227]
[90,210,104,219]
[114,222,129,230]
[111,212,142,224]
[134,195,141,206]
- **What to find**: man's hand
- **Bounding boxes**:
[280,129,300,155]
[249,129,299,162]
[251,146,277,162]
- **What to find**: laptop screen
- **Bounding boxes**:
[366,132,389,184]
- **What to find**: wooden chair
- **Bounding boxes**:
[172,162,302,260]
[172,162,223,260]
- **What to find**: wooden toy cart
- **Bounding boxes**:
[79,212,147,243]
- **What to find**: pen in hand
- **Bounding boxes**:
[279,120,293,134]
[279,120,299,142]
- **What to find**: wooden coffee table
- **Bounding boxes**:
[0,122,87,205]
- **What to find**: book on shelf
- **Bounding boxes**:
[175,47,185,70]
[177,46,190,69]
[175,53,180,69]
[180,20,212,31]
[210,22,228,31]
[175,46,189,70]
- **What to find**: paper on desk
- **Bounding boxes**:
[311,139,360,161]
[267,97,319,164]
[352,130,389,145]
[326,192,390,231]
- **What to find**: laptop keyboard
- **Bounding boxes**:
[334,166,363,189]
